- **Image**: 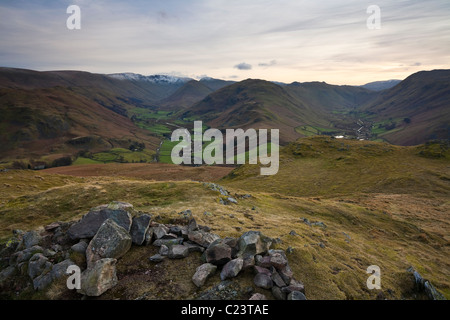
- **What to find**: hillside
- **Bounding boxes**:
[0,137,448,300]
[159,80,214,109]
[361,80,402,91]
[361,70,450,145]
[0,68,162,164]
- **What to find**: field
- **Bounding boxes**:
[0,137,448,300]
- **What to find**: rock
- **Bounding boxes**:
[68,202,133,240]
[159,245,169,256]
[144,227,154,245]
[183,242,205,253]
[22,231,42,249]
[289,230,298,236]
[169,226,182,237]
[424,281,446,300]
[188,230,220,248]
[51,259,75,280]
[272,286,286,300]
[256,255,272,268]
[242,255,255,270]
[153,225,169,239]
[282,279,305,294]
[149,254,165,263]
[0,266,16,285]
[161,233,178,240]
[220,258,244,280]
[254,273,273,289]
[254,266,272,276]
[86,219,132,266]
[223,237,239,258]
[28,253,52,279]
[187,218,198,233]
[227,197,238,204]
[272,271,287,287]
[71,241,88,254]
[152,238,183,247]
[267,249,289,270]
[44,222,61,232]
[130,214,152,245]
[249,293,267,300]
[279,265,293,285]
[192,263,217,287]
[168,245,189,259]
[287,291,307,300]
[33,272,53,291]
[43,249,57,257]
[237,231,272,259]
[179,209,193,219]
[205,241,232,265]
[78,258,118,296]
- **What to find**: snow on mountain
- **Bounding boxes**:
[108,73,192,84]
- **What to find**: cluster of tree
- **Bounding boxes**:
[129,142,145,151]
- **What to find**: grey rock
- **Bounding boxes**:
[192,263,217,287]
[153,225,169,239]
[149,254,165,263]
[282,279,305,294]
[51,259,76,280]
[179,209,193,219]
[183,242,205,253]
[227,197,238,204]
[237,231,272,259]
[22,231,42,249]
[78,258,118,296]
[169,226,182,237]
[130,214,152,245]
[279,265,294,285]
[187,218,198,233]
[205,242,232,265]
[272,286,286,300]
[71,241,88,254]
[287,291,307,300]
[28,253,52,279]
[188,230,220,248]
[249,293,267,300]
[272,271,288,287]
[33,272,53,291]
[220,258,244,280]
[268,249,289,270]
[159,245,169,256]
[86,219,132,266]
[254,273,273,289]
[43,249,57,257]
[168,245,189,259]
[161,233,178,240]
[254,266,272,276]
[242,255,255,270]
[68,202,133,240]
[424,281,446,300]
[144,227,154,245]
[152,238,183,247]
[0,266,16,285]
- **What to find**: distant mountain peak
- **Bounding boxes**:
[361,79,402,91]
[108,73,192,84]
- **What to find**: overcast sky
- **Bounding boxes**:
[0,0,449,85]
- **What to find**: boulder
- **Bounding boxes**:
[254,273,273,289]
[159,245,169,256]
[281,279,305,294]
[168,245,189,259]
[86,219,132,266]
[267,249,289,270]
[205,241,232,265]
[188,230,220,248]
[287,291,307,300]
[272,286,286,300]
[28,253,52,279]
[149,254,165,263]
[192,263,217,288]
[130,214,152,245]
[68,202,133,240]
[153,238,183,247]
[169,226,182,237]
[220,258,244,280]
[271,271,288,287]
[22,231,42,249]
[0,266,16,285]
[144,227,154,245]
[254,266,272,276]
[78,258,118,296]
[153,225,169,239]
[242,255,255,270]
[279,265,293,285]
[249,293,267,300]
[71,241,88,254]
[183,242,205,253]
[187,218,198,233]
[33,259,75,291]
[237,231,272,259]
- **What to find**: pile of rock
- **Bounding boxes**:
[0,201,306,300]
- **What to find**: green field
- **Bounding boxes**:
[295,125,336,136]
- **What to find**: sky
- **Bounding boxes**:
[0,0,449,85]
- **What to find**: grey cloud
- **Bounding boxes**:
[258,60,277,67]
[234,62,252,70]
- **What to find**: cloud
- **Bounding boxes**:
[234,62,252,70]
[258,60,277,68]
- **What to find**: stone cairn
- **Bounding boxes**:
[0,201,306,300]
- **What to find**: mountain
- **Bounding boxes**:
[199,77,236,91]
[159,80,214,109]
[182,79,377,144]
[361,80,402,91]
[0,68,161,162]
[361,70,450,145]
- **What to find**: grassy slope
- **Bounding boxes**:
[0,137,448,300]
